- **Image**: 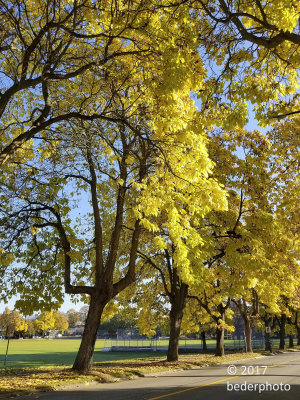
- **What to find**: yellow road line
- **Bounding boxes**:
[146,355,300,400]
[268,356,300,368]
[146,376,237,400]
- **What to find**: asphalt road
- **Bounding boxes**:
[15,351,300,400]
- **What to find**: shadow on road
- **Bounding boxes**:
[13,382,300,400]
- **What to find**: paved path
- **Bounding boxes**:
[15,351,300,400]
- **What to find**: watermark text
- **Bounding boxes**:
[227,381,291,393]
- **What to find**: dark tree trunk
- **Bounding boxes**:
[215,306,225,356]
[264,332,272,352]
[288,335,294,348]
[264,313,272,352]
[279,314,286,350]
[167,307,183,362]
[201,331,207,351]
[72,295,105,372]
[243,315,253,353]
[297,327,300,345]
[167,283,188,362]
[215,326,225,356]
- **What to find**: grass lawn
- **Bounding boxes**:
[0,338,294,369]
[0,339,160,369]
[0,338,245,369]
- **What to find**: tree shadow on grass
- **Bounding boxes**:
[0,351,167,369]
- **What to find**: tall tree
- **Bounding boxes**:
[189,125,300,356]
[0,55,218,372]
[0,0,212,372]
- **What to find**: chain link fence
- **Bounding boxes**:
[100,329,266,352]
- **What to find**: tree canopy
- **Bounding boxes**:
[0,0,299,372]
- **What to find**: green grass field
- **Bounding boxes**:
[0,338,294,369]
[0,339,161,369]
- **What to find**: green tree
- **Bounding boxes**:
[67,309,80,328]
[100,314,137,335]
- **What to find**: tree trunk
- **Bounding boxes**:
[167,307,183,362]
[288,334,294,348]
[215,307,225,356]
[279,314,286,350]
[243,315,253,353]
[215,326,225,356]
[167,283,188,362]
[72,295,105,372]
[201,331,207,351]
[4,338,10,368]
[264,314,272,352]
[264,332,272,352]
[297,327,300,345]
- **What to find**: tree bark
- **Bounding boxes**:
[201,331,207,351]
[264,331,272,352]
[264,314,272,352]
[215,325,225,356]
[297,327,300,346]
[215,306,225,356]
[167,283,188,362]
[72,294,105,372]
[288,334,294,348]
[167,307,183,362]
[279,314,286,350]
[243,315,253,353]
